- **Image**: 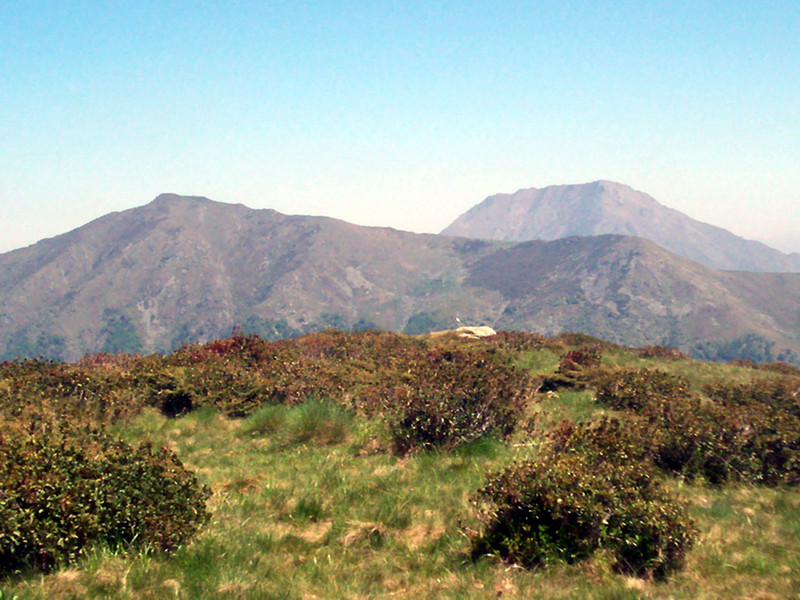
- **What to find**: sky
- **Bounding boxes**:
[1,1,799,254]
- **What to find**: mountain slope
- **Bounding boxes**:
[0,194,504,360]
[1,194,799,363]
[442,181,800,273]
[466,235,800,359]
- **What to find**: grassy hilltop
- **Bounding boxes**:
[2,329,800,599]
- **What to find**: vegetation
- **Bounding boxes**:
[0,422,209,576]
[471,452,696,579]
[1,328,800,598]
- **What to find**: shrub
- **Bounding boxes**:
[471,452,696,578]
[595,368,691,412]
[593,368,800,485]
[540,348,603,391]
[633,345,689,360]
[390,346,532,454]
[0,419,210,575]
[704,377,800,418]
[487,331,550,353]
[549,416,655,466]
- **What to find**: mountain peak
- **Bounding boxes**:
[443,182,800,273]
[150,193,213,206]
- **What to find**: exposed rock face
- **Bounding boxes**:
[457,326,497,339]
[442,181,800,273]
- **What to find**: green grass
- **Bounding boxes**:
[4,334,800,599]
[5,398,800,600]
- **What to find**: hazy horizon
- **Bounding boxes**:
[2,2,798,254]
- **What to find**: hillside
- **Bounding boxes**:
[466,235,800,362]
[0,194,504,360]
[3,329,800,598]
[442,181,800,273]
[1,193,799,363]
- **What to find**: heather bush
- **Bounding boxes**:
[471,451,696,578]
[704,377,800,417]
[595,368,691,411]
[0,418,210,575]
[389,346,532,454]
[541,347,603,391]
[549,416,655,465]
[593,368,800,485]
[486,331,550,353]
[633,345,689,360]
[0,358,142,424]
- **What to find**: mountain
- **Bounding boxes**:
[1,194,799,363]
[442,181,800,273]
[0,194,504,360]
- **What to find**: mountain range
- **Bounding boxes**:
[442,180,800,273]
[1,190,799,364]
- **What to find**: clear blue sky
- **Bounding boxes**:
[2,1,799,253]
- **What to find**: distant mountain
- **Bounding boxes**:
[466,235,800,363]
[442,181,800,273]
[1,194,799,364]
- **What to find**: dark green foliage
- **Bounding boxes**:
[691,332,798,366]
[471,452,696,578]
[540,347,603,391]
[593,368,800,485]
[0,420,210,576]
[351,318,378,332]
[321,312,348,330]
[239,315,303,341]
[402,311,450,335]
[388,346,532,454]
[1,328,67,362]
[101,309,142,354]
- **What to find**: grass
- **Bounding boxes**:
[4,333,800,599]
[5,398,800,599]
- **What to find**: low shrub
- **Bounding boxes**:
[592,368,800,485]
[595,368,691,412]
[704,377,800,417]
[471,452,696,579]
[549,416,655,466]
[633,345,689,360]
[390,346,532,454]
[0,418,210,575]
[540,348,603,391]
[487,331,550,353]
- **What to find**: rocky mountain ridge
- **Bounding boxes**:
[1,193,798,363]
[442,181,800,273]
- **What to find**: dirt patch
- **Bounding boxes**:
[403,511,446,550]
[298,520,333,544]
[341,521,386,547]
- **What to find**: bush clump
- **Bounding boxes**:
[389,346,532,454]
[471,452,696,579]
[595,368,691,411]
[540,348,603,391]
[0,419,210,575]
[592,368,800,485]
